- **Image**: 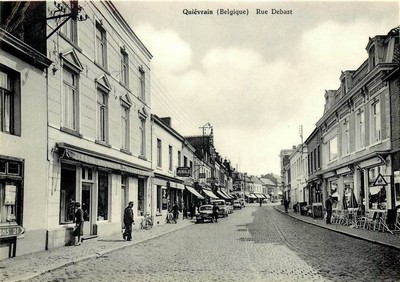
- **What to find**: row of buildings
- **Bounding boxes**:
[280,26,400,219]
[0,1,278,260]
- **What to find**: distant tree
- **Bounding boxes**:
[260,173,277,185]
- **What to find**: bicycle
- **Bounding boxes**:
[140,212,153,230]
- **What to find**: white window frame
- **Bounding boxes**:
[157,139,162,167]
[121,104,130,151]
[139,66,145,101]
[370,100,381,144]
[95,21,107,69]
[61,3,77,44]
[120,48,129,87]
[168,145,173,172]
[329,136,338,161]
[97,88,108,143]
[341,117,350,156]
[139,118,146,157]
[355,109,365,150]
[62,67,79,131]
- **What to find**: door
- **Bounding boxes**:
[81,183,93,235]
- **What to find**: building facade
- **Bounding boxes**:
[0,2,52,259]
[45,1,153,248]
[314,27,399,212]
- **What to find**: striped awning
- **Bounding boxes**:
[216,191,229,200]
[186,186,204,199]
[202,189,219,199]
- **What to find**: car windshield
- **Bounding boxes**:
[200,206,212,211]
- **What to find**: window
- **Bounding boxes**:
[371,101,381,143]
[0,159,23,225]
[121,105,129,150]
[341,118,350,155]
[139,67,145,100]
[60,164,76,223]
[120,49,129,87]
[177,151,181,167]
[97,171,108,220]
[157,139,162,167]
[329,136,338,161]
[97,89,108,142]
[156,185,162,213]
[168,145,173,171]
[190,161,193,175]
[61,4,77,44]
[140,118,146,157]
[62,67,78,131]
[0,69,20,135]
[137,178,145,216]
[96,21,107,68]
[356,110,365,149]
[184,156,187,167]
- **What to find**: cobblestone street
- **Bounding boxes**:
[28,205,400,282]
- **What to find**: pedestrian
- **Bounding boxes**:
[123,201,134,241]
[73,202,84,246]
[171,202,179,223]
[325,195,333,224]
[259,198,262,206]
[284,198,289,213]
[190,203,196,219]
[212,202,220,223]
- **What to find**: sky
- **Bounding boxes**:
[113,0,399,176]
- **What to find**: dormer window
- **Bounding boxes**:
[368,45,376,71]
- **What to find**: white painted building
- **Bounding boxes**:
[289,144,308,205]
[45,1,153,248]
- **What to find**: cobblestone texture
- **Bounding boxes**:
[24,205,400,282]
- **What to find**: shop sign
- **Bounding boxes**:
[0,225,25,238]
[5,185,16,205]
[176,167,191,177]
[373,173,388,186]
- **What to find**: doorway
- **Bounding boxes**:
[82,183,94,235]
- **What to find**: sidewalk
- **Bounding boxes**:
[274,205,400,251]
[0,219,193,282]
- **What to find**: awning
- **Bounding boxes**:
[216,191,229,200]
[170,183,184,190]
[202,189,219,199]
[245,194,257,199]
[221,191,233,199]
[186,186,204,199]
[278,191,283,195]
[254,194,264,199]
[369,186,382,195]
[264,194,271,199]
[59,144,152,177]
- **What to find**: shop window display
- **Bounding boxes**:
[368,166,387,210]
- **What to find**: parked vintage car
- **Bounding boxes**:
[196,205,214,223]
[225,202,234,214]
[233,200,242,209]
[210,199,228,217]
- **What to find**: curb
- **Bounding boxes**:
[15,222,193,282]
[274,207,400,251]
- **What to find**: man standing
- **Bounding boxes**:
[212,202,220,223]
[284,198,290,213]
[325,195,333,224]
[123,201,134,241]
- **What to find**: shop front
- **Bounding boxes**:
[47,144,152,249]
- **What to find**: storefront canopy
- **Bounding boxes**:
[216,191,229,200]
[221,191,233,199]
[202,189,219,199]
[264,194,271,199]
[186,186,204,200]
[369,186,381,195]
[254,194,264,199]
[245,194,257,199]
